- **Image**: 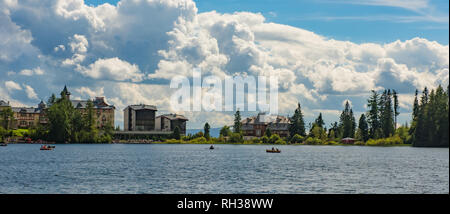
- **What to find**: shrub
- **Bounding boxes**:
[190,137,207,144]
[269,134,280,144]
[354,141,365,145]
[303,137,323,145]
[290,134,304,144]
[366,136,403,146]
[229,133,243,143]
[252,138,262,144]
[275,139,287,144]
[261,136,269,144]
[165,139,182,144]
[325,141,339,145]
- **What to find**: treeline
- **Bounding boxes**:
[410,85,449,147]
[183,86,448,147]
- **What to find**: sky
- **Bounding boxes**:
[0,0,449,129]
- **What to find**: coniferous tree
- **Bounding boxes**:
[47,91,74,143]
[172,126,181,140]
[0,107,14,130]
[367,90,380,139]
[358,114,369,142]
[265,127,272,137]
[315,113,325,129]
[338,101,356,138]
[412,86,448,147]
[204,122,211,140]
[48,93,56,105]
[289,103,306,137]
[379,89,395,138]
[220,125,232,137]
[233,110,242,133]
[393,89,399,130]
[328,122,339,139]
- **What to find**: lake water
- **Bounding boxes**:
[0,144,448,194]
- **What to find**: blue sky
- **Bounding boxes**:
[86,0,449,44]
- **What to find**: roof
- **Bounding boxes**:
[241,113,289,125]
[12,107,42,114]
[157,114,188,121]
[0,100,10,107]
[125,104,157,111]
[71,98,115,109]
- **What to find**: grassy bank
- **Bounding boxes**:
[142,138,412,147]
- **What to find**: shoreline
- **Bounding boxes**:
[2,142,418,147]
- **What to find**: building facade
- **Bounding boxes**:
[61,86,115,129]
[241,112,290,138]
[123,104,157,131]
[155,114,188,135]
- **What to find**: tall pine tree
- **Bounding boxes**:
[289,103,306,137]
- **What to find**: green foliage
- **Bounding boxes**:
[220,125,232,137]
[367,90,380,139]
[338,101,356,138]
[172,126,181,140]
[274,139,287,145]
[314,113,325,128]
[290,134,304,144]
[310,124,327,140]
[366,136,403,146]
[190,136,207,144]
[289,102,306,138]
[379,89,395,138]
[251,137,262,144]
[269,134,280,144]
[0,107,14,130]
[395,126,411,144]
[325,141,339,145]
[229,132,243,143]
[261,136,269,144]
[412,85,449,147]
[44,89,113,143]
[304,137,323,145]
[204,122,211,140]
[233,110,242,133]
[354,141,365,145]
[12,129,30,137]
[357,114,369,142]
[265,128,272,137]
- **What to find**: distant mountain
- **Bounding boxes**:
[186,128,221,138]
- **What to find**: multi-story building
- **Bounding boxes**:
[9,101,47,129]
[61,86,115,129]
[0,100,10,111]
[155,114,188,135]
[241,112,290,138]
[123,104,157,131]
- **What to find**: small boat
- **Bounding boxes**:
[0,143,7,147]
[40,145,53,150]
[209,145,214,150]
[47,145,56,149]
[266,148,281,153]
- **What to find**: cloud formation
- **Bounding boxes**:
[0,0,448,128]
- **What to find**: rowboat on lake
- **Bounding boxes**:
[266,148,281,153]
[40,145,53,150]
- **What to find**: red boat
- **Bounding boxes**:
[40,145,53,150]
